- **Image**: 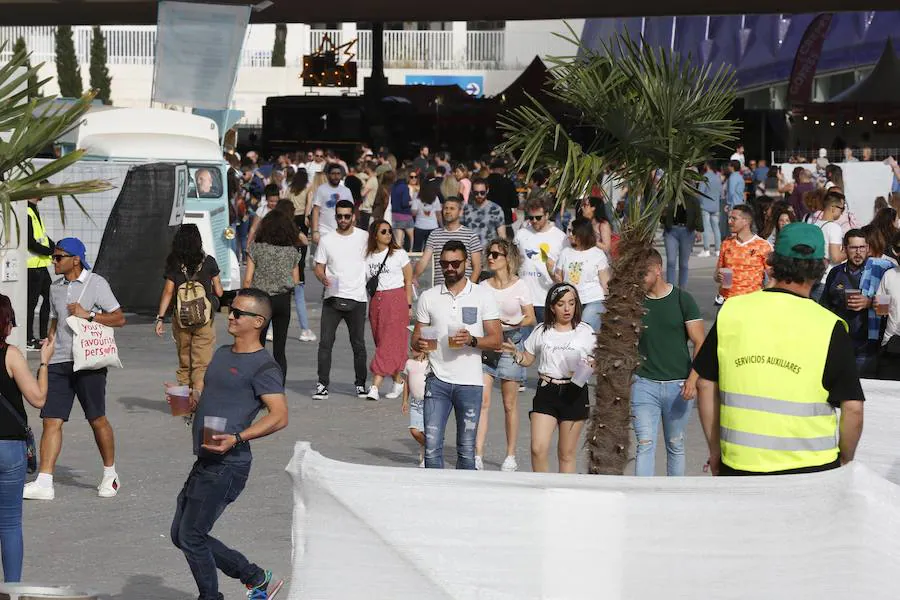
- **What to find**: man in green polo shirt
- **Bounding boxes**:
[632,248,707,476]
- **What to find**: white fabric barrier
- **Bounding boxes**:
[286,380,900,599]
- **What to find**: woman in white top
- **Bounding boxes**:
[410,189,442,253]
[554,218,610,332]
[364,220,413,401]
[506,283,596,473]
[474,239,536,472]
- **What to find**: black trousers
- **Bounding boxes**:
[259,291,291,381]
[317,298,367,388]
[27,267,52,341]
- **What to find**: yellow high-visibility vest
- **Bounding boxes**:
[717,290,843,472]
[27,206,52,269]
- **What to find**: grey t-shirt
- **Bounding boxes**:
[48,270,121,365]
[192,346,284,463]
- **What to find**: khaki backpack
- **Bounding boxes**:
[175,263,212,328]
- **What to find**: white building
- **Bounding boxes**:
[0,20,585,124]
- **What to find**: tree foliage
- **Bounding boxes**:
[272,23,287,67]
[54,25,82,98]
[89,26,113,105]
[497,28,739,474]
[12,37,39,98]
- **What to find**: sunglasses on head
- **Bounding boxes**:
[51,254,73,262]
[525,214,545,221]
[488,250,506,259]
[439,259,464,269]
[336,213,353,221]
[230,307,263,320]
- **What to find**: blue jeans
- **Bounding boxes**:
[423,375,483,469]
[631,376,693,477]
[171,460,265,600]
[663,226,694,289]
[293,283,309,331]
[701,210,720,251]
[0,440,25,582]
[581,301,605,332]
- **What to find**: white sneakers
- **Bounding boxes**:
[365,385,379,401]
[23,472,120,499]
[500,456,519,472]
[298,329,317,342]
[474,456,484,470]
[23,481,54,500]
[697,250,711,258]
[384,382,404,399]
[418,449,425,468]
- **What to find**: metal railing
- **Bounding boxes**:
[771,148,900,164]
[1,26,507,71]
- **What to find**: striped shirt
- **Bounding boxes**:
[425,225,483,285]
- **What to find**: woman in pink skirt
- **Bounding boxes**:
[364,219,414,401]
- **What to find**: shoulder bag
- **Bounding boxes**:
[0,391,36,473]
[366,251,391,297]
[66,272,123,371]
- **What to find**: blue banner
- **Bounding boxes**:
[405,74,484,97]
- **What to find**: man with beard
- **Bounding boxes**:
[311,163,353,242]
[411,241,502,469]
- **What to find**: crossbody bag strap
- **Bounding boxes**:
[374,250,390,279]
[75,271,93,306]
[0,390,28,431]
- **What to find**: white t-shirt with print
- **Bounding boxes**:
[314,227,368,303]
[416,280,500,386]
[524,322,596,379]
[411,196,441,230]
[515,225,569,307]
[366,248,410,292]
[556,247,609,304]
[314,182,354,236]
[479,278,532,330]
[814,218,843,283]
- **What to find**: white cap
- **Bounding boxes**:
[819,148,828,158]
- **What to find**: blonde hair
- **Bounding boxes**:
[311,171,327,190]
[487,238,521,278]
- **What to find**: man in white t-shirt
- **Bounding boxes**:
[311,163,354,241]
[812,191,848,302]
[729,144,745,167]
[514,197,568,322]
[313,199,369,401]
[411,240,502,469]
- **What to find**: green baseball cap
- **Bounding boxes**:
[774,222,825,260]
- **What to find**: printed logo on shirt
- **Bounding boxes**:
[229,367,239,376]
[326,193,339,209]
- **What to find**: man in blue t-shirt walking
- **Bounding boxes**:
[170,288,289,599]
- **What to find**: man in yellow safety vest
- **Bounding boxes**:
[26,192,54,350]
[693,222,864,475]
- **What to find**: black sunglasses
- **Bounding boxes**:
[473,190,487,196]
[51,254,74,262]
[525,214,545,221]
[378,228,392,235]
[488,251,506,259]
[336,213,354,220]
[230,307,263,320]
[439,259,464,269]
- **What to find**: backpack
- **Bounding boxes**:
[175,262,212,328]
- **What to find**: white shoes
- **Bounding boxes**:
[298,329,317,342]
[500,456,519,472]
[418,450,425,468]
[98,474,120,498]
[697,250,711,258]
[365,385,379,401]
[384,381,404,399]
[474,456,484,471]
[23,481,54,500]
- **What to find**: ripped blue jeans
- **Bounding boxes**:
[630,376,693,477]
[423,374,483,469]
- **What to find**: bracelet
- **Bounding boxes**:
[234,432,244,445]
[156,316,164,322]
[39,363,47,368]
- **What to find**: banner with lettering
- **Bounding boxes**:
[787,13,833,106]
[66,316,123,372]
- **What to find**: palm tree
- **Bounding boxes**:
[1,42,112,235]
[497,30,739,475]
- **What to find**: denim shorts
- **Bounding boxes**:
[483,330,526,383]
[408,396,424,432]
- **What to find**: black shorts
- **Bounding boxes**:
[530,379,589,422]
[42,362,108,422]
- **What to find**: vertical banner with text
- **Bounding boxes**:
[152,1,251,110]
[787,13,833,106]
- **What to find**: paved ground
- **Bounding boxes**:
[19,243,721,598]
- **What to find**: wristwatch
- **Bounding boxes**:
[468,335,479,348]
[234,432,244,446]
[88,311,96,322]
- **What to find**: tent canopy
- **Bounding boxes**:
[830,38,900,103]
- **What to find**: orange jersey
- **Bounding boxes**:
[718,235,772,298]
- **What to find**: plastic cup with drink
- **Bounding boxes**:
[447,322,466,349]
[328,275,339,292]
[571,359,594,388]
[720,268,733,289]
[165,383,192,417]
[203,416,227,446]
[420,326,439,353]
[844,288,862,309]
[876,294,891,317]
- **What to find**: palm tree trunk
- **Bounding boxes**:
[586,230,650,474]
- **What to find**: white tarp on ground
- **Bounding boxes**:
[286,380,900,599]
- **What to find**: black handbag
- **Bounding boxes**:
[366,251,391,297]
[885,335,900,356]
[327,296,357,312]
[0,391,36,474]
[482,350,501,369]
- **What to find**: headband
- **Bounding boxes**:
[549,284,576,304]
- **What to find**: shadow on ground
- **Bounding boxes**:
[101,574,192,599]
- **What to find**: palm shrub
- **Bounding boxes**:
[498,30,739,474]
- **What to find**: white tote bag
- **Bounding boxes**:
[65,273,123,371]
